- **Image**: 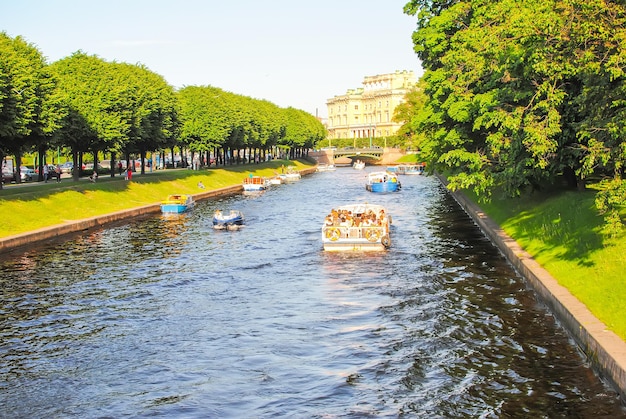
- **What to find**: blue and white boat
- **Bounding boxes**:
[213,210,245,230]
[365,171,401,193]
[161,194,195,214]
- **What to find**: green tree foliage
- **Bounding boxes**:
[0,32,58,187]
[50,53,178,177]
[178,85,325,162]
[3,32,325,183]
[404,0,626,232]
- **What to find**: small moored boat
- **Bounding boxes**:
[268,174,283,185]
[213,210,245,230]
[397,163,425,175]
[161,194,195,214]
[353,160,365,170]
[365,171,401,193]
[316,163,336,172]
[283,166,302,181]
[243,175,269,191]
[322,203,392,251]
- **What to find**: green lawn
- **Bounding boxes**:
[0,159,314,237]
[472,186,626,340]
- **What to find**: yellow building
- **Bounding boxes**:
[326,70,417,142]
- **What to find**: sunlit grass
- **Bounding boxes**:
[0,159,313,237]
[471,186,626,339]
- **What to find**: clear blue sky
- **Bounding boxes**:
[1,0,422,118]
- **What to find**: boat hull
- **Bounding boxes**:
[366,182,400,193]
[160,194,194,214]
[161,204,190,214]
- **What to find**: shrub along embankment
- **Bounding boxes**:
[0,160,315,246]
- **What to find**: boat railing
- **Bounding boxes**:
[323,225,387,241]
[243,177,266,185]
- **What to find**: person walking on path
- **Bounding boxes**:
[43,165,49,183]
[55,165,61,183]
[126,166,132,181]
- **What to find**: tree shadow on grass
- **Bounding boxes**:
[487,187,607,267]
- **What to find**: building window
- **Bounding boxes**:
[355,116,359,122]
[355,105,359,110]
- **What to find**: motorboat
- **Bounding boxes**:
[316,163,336,172]
[242,175,269,191]
[161,194,194,214]
[322,203,392,251]
[213,210,245,230]
[396,163,425,175]
[268,174,283,185]
[353,160,365,170]
[283,166,302,181]
[365,171,401,193]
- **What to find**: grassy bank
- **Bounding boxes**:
[471,185,626,340]
[0,159,314,238]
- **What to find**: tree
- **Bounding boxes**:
[0,32,58,188]
[404,0,626,231]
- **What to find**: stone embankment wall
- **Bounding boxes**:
[437,174,626,403]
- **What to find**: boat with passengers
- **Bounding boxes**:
[322,203,392,251]
[365,171,401,193]
[213,210,245,230]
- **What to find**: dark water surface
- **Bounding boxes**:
[0,168,624,418]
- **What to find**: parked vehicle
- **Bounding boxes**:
[2,169,15,184]
[36,165,61,180]
[20,167,36,182]
[60,162,73,174]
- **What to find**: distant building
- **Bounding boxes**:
[326,70,417,141]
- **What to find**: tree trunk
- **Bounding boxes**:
[110,152,115,177]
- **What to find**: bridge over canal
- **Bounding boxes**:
[309,147,405,165]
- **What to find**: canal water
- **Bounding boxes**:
[0,168,624,418]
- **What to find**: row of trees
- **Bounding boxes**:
[0,32,326,189]
[400,0,626,233]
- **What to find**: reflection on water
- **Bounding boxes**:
[0,168,624,417]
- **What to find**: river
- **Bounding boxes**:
[0,167,624,418]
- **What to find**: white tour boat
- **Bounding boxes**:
[322,203,392,251]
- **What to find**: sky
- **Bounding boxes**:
[1,0,423,118]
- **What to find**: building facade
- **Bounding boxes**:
[326,70,417,142]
